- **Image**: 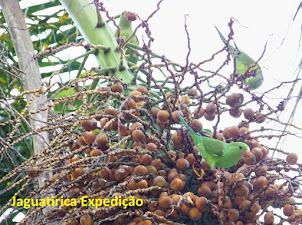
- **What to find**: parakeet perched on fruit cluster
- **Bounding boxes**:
[177,114,250,169]
[215,26,264,90]
[115,11,139,64]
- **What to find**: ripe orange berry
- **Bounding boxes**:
[111,82,123,93]
[157,110,170,122]
[189,207,202,221]
[27,167,39,177]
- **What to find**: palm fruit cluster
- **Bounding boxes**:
[15,78,300,225]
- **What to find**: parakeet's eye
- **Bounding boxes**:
[238,145,242,150]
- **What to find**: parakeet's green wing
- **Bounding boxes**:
[215,26,264,90]
[177,114,223,158]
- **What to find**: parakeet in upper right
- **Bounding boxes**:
[115,11,139,65]
[215,26,264,90]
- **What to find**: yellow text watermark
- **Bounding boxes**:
[11,196,143,209]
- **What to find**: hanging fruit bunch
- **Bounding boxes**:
[0,1,301,225]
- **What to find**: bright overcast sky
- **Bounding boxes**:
[101,0,302,160]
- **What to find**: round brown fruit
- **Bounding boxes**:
[172,110,183,123]
[234,185,249,197]
[229,107,242,118]
[194,107,205,118]
[139,154,152,166]
[136,85,148,95]
[158,195,172,208]
[238,200,251,209]
[153,176,167,187]
[138,180,148,189]
[243,108,254,120]
[190,119,203,132]
[247,139,260,149]
[170,177,185,192]
[80,119,97,131]
[187,88,198,96]
[283,204,295,217]
[96,133,108,150]
[227,208,239,222]
[253,176,268,191]
[119,125,131,137]
[27,167,39,177]
[226,93,244,107]
[134,165,148,176]
[182,95,190,104]
[251,147,263,162]
[82,131,96,145]
[171,131,182,145]
[111,82,123,93]
[131,122,143,132]
[77,136,86,146]
[195,196,208,211]
[181,203,191,215]
[90,148,102,156]
[239,126,250,139]
[176,158,190,171]
[265,184,278,198]
[125,98,137,109]
[205,102,217,115]
[286,153,298,165]
[186,153,196,165]
[154,209,165,217]
[151,159,164,170]
[104,106,118,116]
[132,130,145,142]
[138,220,152,225]
[146,143,158,153]
[255,112,266,123]
[189,207,202,221]
[99,168,112,180]
[115,168,127,181]
[150,107,159,119]
[157,110,170,122]
[243,152,256,165]
[129,90,142,102]
[264,212,274,224]
[79,215,92,225]
[198,184,211,197]
[204,112,215,121]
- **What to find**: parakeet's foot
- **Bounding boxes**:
[193,163,205,180]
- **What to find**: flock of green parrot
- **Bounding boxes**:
[115,12,263,168]
[116,11,263,90]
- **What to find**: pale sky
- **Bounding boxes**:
[100,0,302,161]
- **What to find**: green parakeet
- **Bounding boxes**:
[115,11,139,64]
[177,114,250,168]
[215,26,264,90]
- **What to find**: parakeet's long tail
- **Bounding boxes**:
[177,114,197,137]
[215,26,237,55]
